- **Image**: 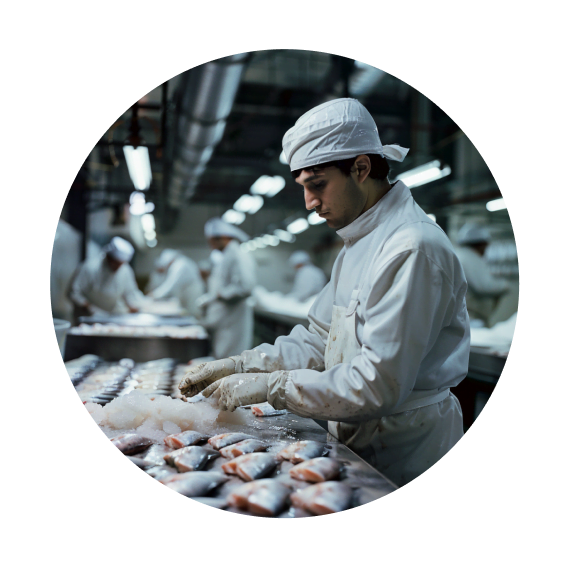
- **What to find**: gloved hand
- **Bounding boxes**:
[178,356,242,397]
[203,373,270,412]
[195,293,217,310]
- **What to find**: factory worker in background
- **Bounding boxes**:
[287,250,327,303]
[196,218,256,359]
[455,222,510,327]
[180,98,470,487]
[70,236,144,322]
[147,249,205,317]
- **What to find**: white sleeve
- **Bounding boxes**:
[267,249,468,422]
[151,262,181,300]
[122,266,144,308]
[217,253,256,303]
[69,263,90,307]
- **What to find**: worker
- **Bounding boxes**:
[70,236,143,321]
[196,218,256,359]
[179,98,470,487]
[455,222,511,327]
[287,250,327,302]
[147,249,205,317]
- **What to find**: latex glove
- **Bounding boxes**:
[195,293,217,310]
[178,356,242,397]
[203,373,269,412]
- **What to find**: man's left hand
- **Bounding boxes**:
[203,373,269,411]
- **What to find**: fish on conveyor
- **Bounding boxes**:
[290,482,353,515]
[126,455,155,470]
[220,439,268,459]
[289,457,342,483]
[227,479,292,517]
[250,403,287,417]
[110,434,153,455]
[208,433,255,450]
[276,441,327,463]
[163,446,220,472]
[146,465,178,481]
[221,453,278,481]
[163,430,210,449]
[191,497,228,509]
[161,471,228,497]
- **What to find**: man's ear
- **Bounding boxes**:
[353,155,372,184]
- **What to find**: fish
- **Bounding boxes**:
[161,471,228,497]
[290,482,353,515]
[289,457,342,483]
[250,403,287,417]
[163,446,220,472]
[126,455,155,470]
[163,430,210,449]
[208,433,255,450]
[221,453,278,481]
[276,441,327,463]
[146,465,178,480]
[219,439,267,459]
[191,497,228,509]
[110,434,153,455]
[226,479,292,517]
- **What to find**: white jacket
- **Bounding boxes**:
[288,263,327,302]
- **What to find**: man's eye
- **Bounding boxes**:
[312,182,326,189]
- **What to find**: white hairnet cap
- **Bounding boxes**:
[282,98,409,172]
[289,250,311,267]
[457,223,492,245]
[105,237,134,262]
[155,249,179,269]
[204,217,249,242]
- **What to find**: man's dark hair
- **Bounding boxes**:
[291,154,390,181]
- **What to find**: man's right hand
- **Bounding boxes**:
[178,356,242,397]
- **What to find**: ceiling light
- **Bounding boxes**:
[124,145,152,191]
[396,160,451,189]
[254,237,267,249]
[486,198,506,212]
[129,192,155,216]
[248,240,258,251]
[222,209,246,225]
[287,218,309,234]
[250,175,286,197]
[141,213,155,232]
[308,211,326,225]
[274,229,296,243]
[233,194,264,214]
[262,234,279,246]
[279,150,288,165]
[147,238,158,248]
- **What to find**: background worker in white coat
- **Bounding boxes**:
[196,218,256,359]
[147,249,204,317]
[70,236,143,321]
[455,222,511,327]
[179,99,470,486]
[287,250,327,302]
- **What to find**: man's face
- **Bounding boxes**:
[106,255,124,272]
[294,166,366,230]
[208,236,231,251]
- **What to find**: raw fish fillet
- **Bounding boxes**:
[251,403,287,417]
[164,430,210,449]
[221,453,278,482]
[208,433,254,450]
[289,457,342,483]
[227,479,291,517]
[220,439,267,459]
[161,471,228,497]
[276,441,327,463]
[164,446,219,472]
[110,434,153,455]
[290,482,352,515]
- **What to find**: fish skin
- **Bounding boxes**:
[219,439,267,459]
[146,465,178,480]
[289,457,342,483]
[276,441,327,463]
[163,446,219,471]
[290,482,353,515]
[227,479,291,517]
[110,434,153,455]
[222,453,278,482]
[126,455,155,469]
[161,471,228,497]
[191,497,228,509]
[208,433,255,450]
[163,431,210,449]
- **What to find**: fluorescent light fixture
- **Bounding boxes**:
[262,234,279,247]
[124,145,152,191]
[254,237,267,249]
[141,213,155,232]
[308,211,326,225]
[427,214,437,222]
[486,198,506,212]
[233,194,264,214]
[248,240,258,251]
[274,229,296,243]
[129,192,155,216]
[250,175,286,198]
[222,209,246,225]
[144,229,156,240]
[279,150,288,165]
[147,238,158,248]
[396,160,451,189]
[287,218,309,234]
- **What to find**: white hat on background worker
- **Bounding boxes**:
[104,237,134,262]
[155,249,179,271]
[457,222,492,246]
[289,250,312,268]
[282,98,409,172]
[204,217,250,242]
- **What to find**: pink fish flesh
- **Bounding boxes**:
[289,457,342,483]
[227,479,291,517]
[290,481,352,515]
[208,433,255,450]
[221,453,278,481]
[276,441,327,463]
[163,446,219,471]
[164,431,210,449]
[219,439,267,459]
[111,434,153,455]
[161,471,228,497]
[251,404,287,417]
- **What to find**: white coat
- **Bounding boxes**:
[204,240,256,359]
[288,263,327,302]
[70,254,144,314]
[240,182,470,486]
[150,255,205,317]
[455,245,510,325]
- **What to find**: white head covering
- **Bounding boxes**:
[104,237,134,262]
[282,98,409,172]
[289,250,311,267]
[457,222,491,245]
[155,249,179,270]
[204,218,249,242]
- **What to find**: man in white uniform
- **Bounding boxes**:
[70,236,143,320]
[179,99,470,486]
[196,218,256,359]
[455,222,510,327]
[287,250,327,302]
[147,249,205,316]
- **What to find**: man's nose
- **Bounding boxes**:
[304,187,321,210]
